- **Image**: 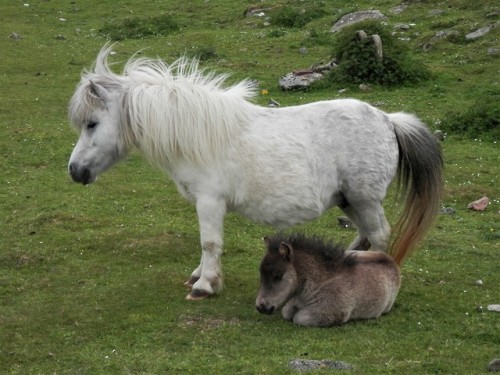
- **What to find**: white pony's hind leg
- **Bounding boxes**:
[342,201,391,252]
[186,197,226,300]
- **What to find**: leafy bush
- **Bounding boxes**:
[187,45,219,61]
[269,5,326,28]
[326,20,430,86]
[100,14,179,40]
[267,29,287,38]
[440,90,499,140]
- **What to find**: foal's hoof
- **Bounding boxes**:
[185,288,212,301]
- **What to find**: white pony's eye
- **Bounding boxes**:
[87,122,98,130]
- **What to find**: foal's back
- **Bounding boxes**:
[331,250,400,322]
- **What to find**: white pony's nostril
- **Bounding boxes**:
[68,163,92,185]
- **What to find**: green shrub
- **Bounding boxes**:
[267,29,287,38]
[269,5,326,28]
[440,90,499,140]
[100,14,179,40]
[187,45,219,61]
[326,20,430,86]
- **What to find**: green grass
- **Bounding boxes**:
[1,0,499,374]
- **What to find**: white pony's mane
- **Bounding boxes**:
[69,45,257,167]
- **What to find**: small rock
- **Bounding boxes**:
[55,34,67,40]
[488,48,500,56]
[288,359,353,372]
[299,47,308,55]
[59,17,67,22]
[487,304,500,313]
[489,358,500,372]
[9,32,22,40]
[467,196,489,211]
[372,34,383,62]
[487,10,500,19]
[428,9,445,17]
[440,207,455,215]
[423,29,461,51]
[394,23,411,30]
[391,3,408,14]
[359,83,371,92]
[466,23,499,41]
[475,280,483,286]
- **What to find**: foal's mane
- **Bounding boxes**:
[266,233,357,267]
[69,44,258,167]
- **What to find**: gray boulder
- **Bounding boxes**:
[279,71,324,90]
[330,10,386,33]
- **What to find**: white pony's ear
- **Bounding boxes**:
[89,80,110,102]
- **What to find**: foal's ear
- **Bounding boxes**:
[89,80,110,102]
[279,242,293,261]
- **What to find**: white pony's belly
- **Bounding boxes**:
[232,199,325,229]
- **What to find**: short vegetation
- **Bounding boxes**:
[440,89,500,141]
[100,14,179,40]
[269,3,326,28]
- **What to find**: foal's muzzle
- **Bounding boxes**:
[256,304,275,315]
[69,163,93,185]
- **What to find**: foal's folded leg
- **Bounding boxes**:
[282,298,300,321]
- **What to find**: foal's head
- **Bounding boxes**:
[256,237,299,315]
[256,234,352,315]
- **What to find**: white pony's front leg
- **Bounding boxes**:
[185,197,226,300]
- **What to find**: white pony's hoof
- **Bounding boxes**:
[186,289,212,301]
[184,276,199,289]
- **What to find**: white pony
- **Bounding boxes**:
[68,45,443,300]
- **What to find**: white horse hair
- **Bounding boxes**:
[68,45,443,300]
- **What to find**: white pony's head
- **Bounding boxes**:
[68,44,257,184]
[68,45,129,184]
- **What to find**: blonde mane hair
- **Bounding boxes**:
[69,45,257,167]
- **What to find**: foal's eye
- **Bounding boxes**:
[273,273,283,282]
[86,122,98,130]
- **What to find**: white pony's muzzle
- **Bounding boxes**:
[69,162,95,185]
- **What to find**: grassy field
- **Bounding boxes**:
[1,0,499,374]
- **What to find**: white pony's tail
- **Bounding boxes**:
[388,113,443,266]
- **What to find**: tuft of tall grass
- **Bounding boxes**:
[269,4,326,28]
[100,14,179,41]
